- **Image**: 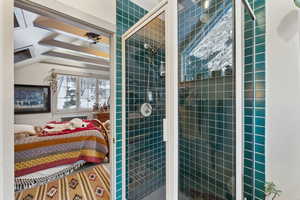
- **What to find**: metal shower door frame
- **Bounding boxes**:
[121,1,171,199]
[166,0,245,199]
[122,0,245,199]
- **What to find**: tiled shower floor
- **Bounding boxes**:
[141,186,165,200]
[141,188,192,200]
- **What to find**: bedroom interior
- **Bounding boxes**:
[13,3,114,200]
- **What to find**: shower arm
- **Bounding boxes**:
[242,0,256,20]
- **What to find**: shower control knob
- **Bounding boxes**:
[140,103,152,117]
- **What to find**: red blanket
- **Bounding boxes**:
[40,120,101,137]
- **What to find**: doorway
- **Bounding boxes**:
[13,1,116,199]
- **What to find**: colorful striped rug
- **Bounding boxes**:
[15,165,110,200]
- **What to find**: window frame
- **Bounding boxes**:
[53,73,110,114]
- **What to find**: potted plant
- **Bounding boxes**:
[265,182,282,200]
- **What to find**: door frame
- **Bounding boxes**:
[121,0,244,199]
[235,0,244,199]
[2,1,117,199]
[121,1,178,200]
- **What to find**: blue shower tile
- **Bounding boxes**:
[245,167,254,177]
[255,117,265,126]
[255,144,265,155]
[245,125,253,133]
[255,99,265,108]
[244,0,266,198]
[245,133,254,143]
[255,108,265,117]
[255,188,265,200]
[255,154,265,164]
[116,1,148,199]
[255,171,265,182]
[255,44,265,54]
[255,72,265,81]
[255,126,265,135]
[255,135,265,145]
[255,0,265,8]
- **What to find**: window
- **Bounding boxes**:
[80,77,97,109]
[98,80,110,106]
[57,75,77,110]
[55,74,110,112]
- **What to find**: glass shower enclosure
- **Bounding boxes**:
[178,0,236,199]
[122,0,245,199]
[122,3,167,200]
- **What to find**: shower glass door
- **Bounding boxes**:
[123,4,167,200]
[177,0,237,199]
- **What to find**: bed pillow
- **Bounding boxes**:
[14,124,36,135]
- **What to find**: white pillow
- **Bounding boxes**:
[103,120,111,130]
[14,124,36,134]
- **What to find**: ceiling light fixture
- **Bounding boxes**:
[85,32,102,44]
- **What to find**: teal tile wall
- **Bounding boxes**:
[178,0,236,199]
[115,0,266,199]
[243,0,266,199]
[116,1,147,200]
[125,22,166,199]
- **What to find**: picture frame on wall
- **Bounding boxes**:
[14,85,51,114]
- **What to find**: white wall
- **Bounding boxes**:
[266,1,300,199]
[0,0,14,199]
[56,0,116,25]
[14,62,108,126]
[131,0,162,11]
[25,0,116,32]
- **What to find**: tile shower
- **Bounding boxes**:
[124,12,166,200]
[116,0,266,200]
[116,1,147,199]
[178,0,235,199]
[243,0,266,199]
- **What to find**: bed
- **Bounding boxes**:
[14,120,109,178]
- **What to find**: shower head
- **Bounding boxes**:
[144,43,151,49]
[144,43,158,55]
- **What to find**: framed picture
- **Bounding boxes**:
[14,85,51,114]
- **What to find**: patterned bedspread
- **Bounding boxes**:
[15,129,109,177]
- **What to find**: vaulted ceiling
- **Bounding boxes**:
[14,7,111,70]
